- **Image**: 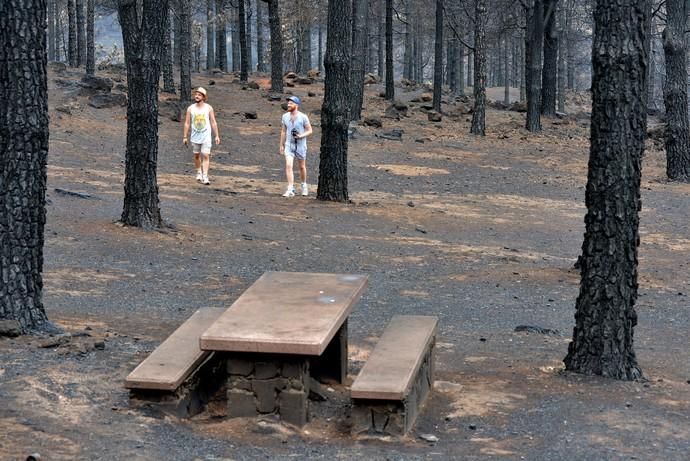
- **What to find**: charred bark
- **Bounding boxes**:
[541,0,558,116]
[432,0,443,112]
[216,0,228,71]
[470,0,486,135]
[525,0,543,131]
[239,0,249,81]
[68,0,78,66]
[179,0,192,101]
[118,0,168,229]
[265,0,283,92]
[350,0,367,121]
[207,0,215,70]
[162,8,176,93]
[0,0,51,333]
[564,0,649,381]
[86,0,95,75]
[317,0,351,201]
[384,0,394,100]
[662,0,690,181]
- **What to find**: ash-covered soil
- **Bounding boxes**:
[1,67,689,461]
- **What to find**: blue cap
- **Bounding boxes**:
[287,96,301,105]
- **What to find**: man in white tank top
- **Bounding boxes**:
[183,87,220,185]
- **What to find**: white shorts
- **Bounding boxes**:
[192,141,212,155]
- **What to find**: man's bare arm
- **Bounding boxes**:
[209,107,220,145]
[183,108,191,145]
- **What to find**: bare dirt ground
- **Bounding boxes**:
[1,68,689,461]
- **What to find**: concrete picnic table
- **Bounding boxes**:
[199,271,368,425]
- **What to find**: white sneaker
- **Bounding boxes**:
[301,183,308,196]
[282,187,295,197]
[196,171,203,182]
[202,175,210,185]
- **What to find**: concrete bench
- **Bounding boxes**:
[125,307,226,417]
[199,271,369,426]
[350,315,438,436]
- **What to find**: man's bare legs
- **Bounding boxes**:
[284,154,295,190]
[298,159,306,184]
[194,153,202,180]
[200,153,211,184]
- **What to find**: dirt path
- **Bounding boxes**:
[1,69,689,461]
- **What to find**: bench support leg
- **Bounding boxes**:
[311,320,348,384]
[351,338,435,436]
[223,352,311,427]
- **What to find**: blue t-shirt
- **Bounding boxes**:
[282,112,310,156]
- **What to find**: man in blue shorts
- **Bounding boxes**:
[279,96,312,197]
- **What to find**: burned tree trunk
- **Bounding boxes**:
[162,8,176,93]
[118,0,168,228]
[86,0,95,75]
[179,0,192,101]
[384,0,394,100]
[541,0,558,116]
[0,0,51,333]
[265,0,283,92]
[662,0,690,181]
[207,0,215,70]
[470,0,486,135]
[525,0,543,131]
[239,0,249,81]
[317,0,351,201]
[77,0,86,66]
[350,0,367,121]
[216,0,228,71]
[563,0,649,381]
[432,0,443,112]
[68,0,78,66]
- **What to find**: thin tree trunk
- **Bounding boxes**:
[76,0,85,66]
[318,0,351,201]
[541,0,558,116]
[239,0,249,80]
[662,0,690,180]
[647,16,656,112]
[525,0,543,131]
[48,0,56,61]
[231,5,240,71]
[350,0,367,120]
[179,0,192,101]
[403,1,412,80]
[432,0,443,112]
[318,22,323,72]
[266,0,283,92]
[564,0,649,381]
[216,0,227,71]
[458,41,464,95]
[520,31,526,101]
[467,49,472,87]
[384,0,394,100]
[0,0,51,333]
[377,0,384,77]
[162,8,176,92]
[566,0,575,88]
[470,0,486,135]
[56,3,63,61]
[448,38,457,92]
[86,0,95,75]
[504,37,510,105]
[557,5,566,112]
[207,0,215,70]
[256,0,265,71]
[68,0,77,66]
